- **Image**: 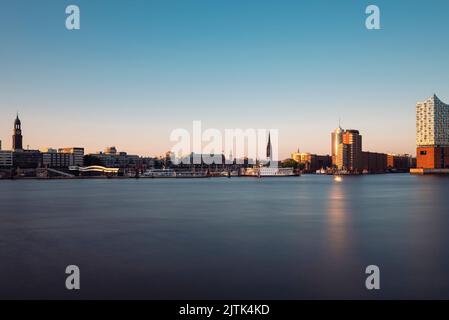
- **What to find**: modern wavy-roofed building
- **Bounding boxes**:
[69,165,119,174]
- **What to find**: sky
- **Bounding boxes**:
[1,0,449,158]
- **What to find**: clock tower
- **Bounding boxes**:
[12,114,23,151]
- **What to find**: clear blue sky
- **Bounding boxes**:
[1,0,448,157]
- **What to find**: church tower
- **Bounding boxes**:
[12,113,23,151]
[266,131,272,162]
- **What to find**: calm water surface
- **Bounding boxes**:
[1,174,449,299]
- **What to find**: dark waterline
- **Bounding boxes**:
[1,174,449,299]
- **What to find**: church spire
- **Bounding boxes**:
[15,112,21,126]
[266,131,272,161]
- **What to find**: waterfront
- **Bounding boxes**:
[1,174,449,299]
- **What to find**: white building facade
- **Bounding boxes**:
[416,94,449,147]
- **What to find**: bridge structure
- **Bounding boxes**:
[47,168,75,178]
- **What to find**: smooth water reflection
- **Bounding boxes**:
[0,174,448,299]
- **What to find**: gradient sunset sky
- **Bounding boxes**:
[1,0,449,158]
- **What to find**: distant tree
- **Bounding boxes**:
[281,158,303,170]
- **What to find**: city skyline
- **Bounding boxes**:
[2,0,449,157]
[2,1,449,303]
[0,110,417,159]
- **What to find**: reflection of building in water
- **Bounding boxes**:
[326,182,352,257]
